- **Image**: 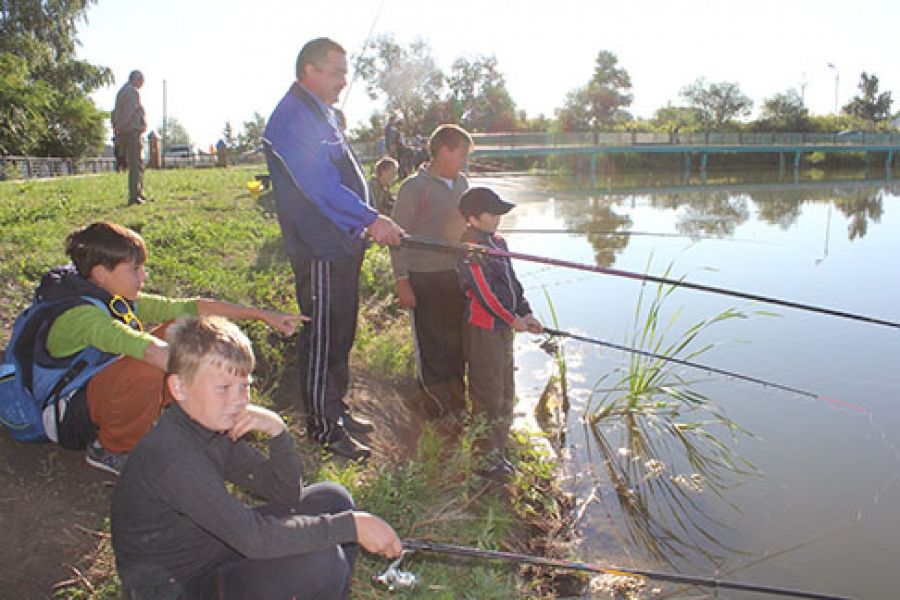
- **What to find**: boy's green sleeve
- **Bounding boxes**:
[46,294,198,360]
[47,305,156,360]
[136,293,198,323]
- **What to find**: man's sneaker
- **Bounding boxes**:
[85,440,128,476]
[342,412,374,435]
[324,430,371,461]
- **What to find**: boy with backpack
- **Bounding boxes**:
[457,187,543,481]
[0,221,301,475]
[111,315,401,599]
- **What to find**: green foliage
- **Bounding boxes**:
[652,103,704,133]
[448,55,518,132]
[0,0,112,157]
[758,88,810,132]
[355,34,445,137]
[160,116,192,147]
[680,78,753,128]
[557,50,633,132]
[842,71,893,125]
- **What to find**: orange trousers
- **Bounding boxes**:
[87,323,172,453]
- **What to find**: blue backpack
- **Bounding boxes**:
[0,296,114,443]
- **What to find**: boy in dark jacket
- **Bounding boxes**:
[457,188,542,480]
[111,315,400,599]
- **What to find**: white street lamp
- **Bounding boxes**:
[827,63,839,115]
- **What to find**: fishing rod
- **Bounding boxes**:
[399,235,900,330]
[541,327,864,413]
[341,0,387,113]
[499,228,761,242]
[383,539,853,600]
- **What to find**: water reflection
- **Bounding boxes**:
[534,173,898,272]
[496,169,900,598]
[833,190,884,240]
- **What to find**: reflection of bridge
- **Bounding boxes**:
[557,176,900,197]
[468,131,900,177]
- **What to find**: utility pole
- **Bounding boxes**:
[162,79,168,151]
[827,63,839,114]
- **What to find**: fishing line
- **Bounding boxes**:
[500,228,764,243]
[541,326,866,413]
[400,235,900,330]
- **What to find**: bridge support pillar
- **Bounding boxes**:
[700,153,708,171]
[887,150,894,179]
[779,153,785,178]
[589,154,597,183]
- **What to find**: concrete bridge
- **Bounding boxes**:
[468,131,900,177]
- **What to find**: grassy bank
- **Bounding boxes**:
[0,166,570,599]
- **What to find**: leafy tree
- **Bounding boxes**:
[557,51,633,132]
[159,117,191,147]
[842,72,893,126]
[652,104,704,134]
[680,78,752,128]
[0,53,50,155]
[447,55,517,132]
[758,88,810,131]
[237,112,266,152]
[355,34,444,135]
[0,0,112,156]
[222,122,238,151]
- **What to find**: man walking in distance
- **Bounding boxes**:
[391,125,472,419]
[265,38,404,460]
[112,70,147,206]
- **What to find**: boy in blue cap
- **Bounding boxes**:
[457,187,542,480]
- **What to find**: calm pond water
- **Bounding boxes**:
[469,170,900,599]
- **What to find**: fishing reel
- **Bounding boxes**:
[372,552,418,592]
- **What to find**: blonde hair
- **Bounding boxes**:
[167,316,255,383]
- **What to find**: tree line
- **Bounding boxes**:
[1,3,896,159]
[350,35,896,142]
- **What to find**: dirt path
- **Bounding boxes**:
[0,364,424,599]
[0,429,113,598]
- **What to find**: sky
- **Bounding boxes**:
[76,0,898,147]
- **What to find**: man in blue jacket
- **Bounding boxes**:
[265,37,404,460]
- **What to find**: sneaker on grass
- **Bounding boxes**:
[85,439,128,476]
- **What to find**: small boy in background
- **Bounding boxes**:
[111,316,401,599]
[457,187,542,481]
[368,156,399,215]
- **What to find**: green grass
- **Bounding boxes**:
[2,167,565,599]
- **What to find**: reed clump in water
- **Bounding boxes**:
[586,260,760,564]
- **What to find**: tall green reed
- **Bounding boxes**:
[585,258,760,565]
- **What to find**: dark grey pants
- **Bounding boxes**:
[409,269,467,415]
[290,251,364,442]
[122,130,144,202]
[465,324,515,452]
[183,482,358,600]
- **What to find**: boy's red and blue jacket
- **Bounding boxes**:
[458,227,532,331]
[264,83,376,260]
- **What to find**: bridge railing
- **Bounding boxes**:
[0,156,119,181]
[470,131,899,147]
